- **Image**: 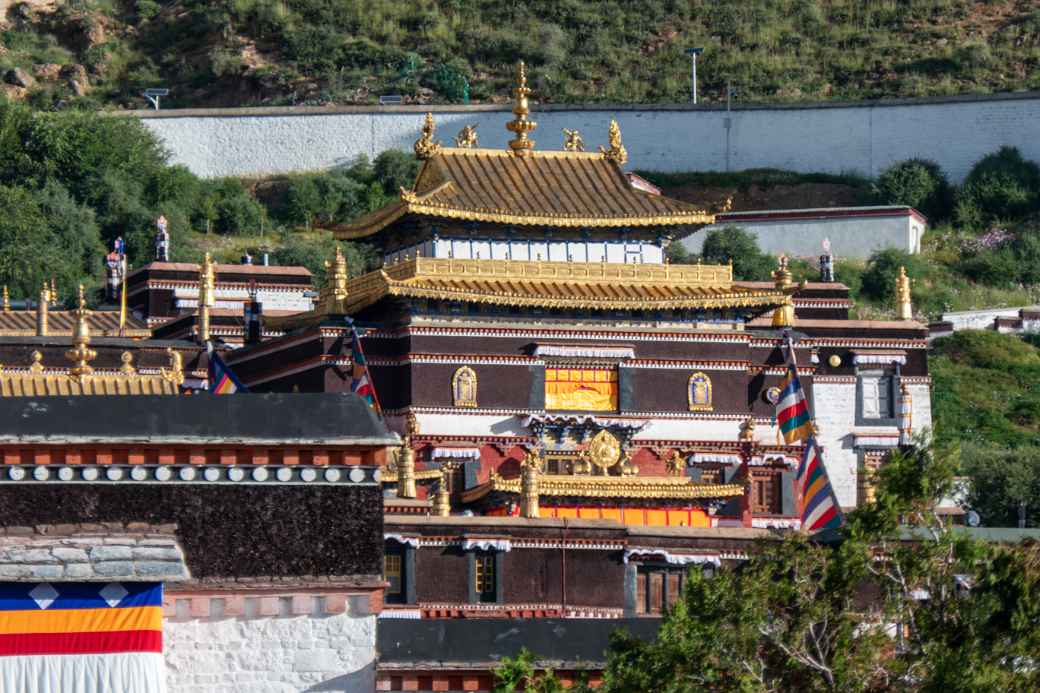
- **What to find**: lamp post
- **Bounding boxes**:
[685,47,704,104]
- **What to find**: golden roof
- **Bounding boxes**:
[335,149,714,239]
[0,370,180,397]
[462,472,745,503]
[0,310,150,337]
[267,257,787,329]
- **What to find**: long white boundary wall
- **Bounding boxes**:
[132,92,1040,181]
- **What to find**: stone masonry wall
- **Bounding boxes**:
[135,92,1040,181]
[164,591,376,693]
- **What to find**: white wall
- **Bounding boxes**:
[682,214,921,259]
[136,93,1040,181]
[165,599,375,692]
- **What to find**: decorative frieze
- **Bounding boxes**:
[0,464,380,486]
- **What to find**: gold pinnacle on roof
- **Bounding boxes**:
[2,286,8,313]
[65,284,97,379]
[896,266,913,320]
[323,245,349,309]
[36,282,50,337]
[520,449,542,519]
[433,468,451,517]
[506,61,537,157]
[771,255,796,328]
[600,120,628,165]
[198,252,215,342]
[414,112,441,160]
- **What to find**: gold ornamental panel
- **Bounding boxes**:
[585,429,621,470]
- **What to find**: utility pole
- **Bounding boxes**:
[685,48,704,104]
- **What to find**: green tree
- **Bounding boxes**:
[861,247,920,303]
[700,225,775,281]
[873,158,953,222]
[955,147,1040,229]
[962,443,1040,528]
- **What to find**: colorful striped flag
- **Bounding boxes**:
[0,582,165,692]
[776,339,813,444]
[208,342,247,394]
[797,436,843,533]
[350,326,382,416]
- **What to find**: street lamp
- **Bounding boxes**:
[685,48,704,104]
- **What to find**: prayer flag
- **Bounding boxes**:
[207,343,247,394]
[350,326,381,415]
[797,436,843,533]
[776,339,812,443]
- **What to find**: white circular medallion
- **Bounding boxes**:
[155,466,172,481]
[203,468,220,482]
[300,468,317,482]
[106,467,123,481]
[276,467,293,482]
[179,467,197,481]
[33,466,50,481]
[130,467,148,481]
[324,468,341,482]
[81,467,99,481]
[348,467,366,483]
[8,467,25,481]
[372,468,381,483]
[228,467,245,482]
[252,467,269,482]
[58,467,75,481]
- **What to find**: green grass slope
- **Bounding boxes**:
[3,0,1040,109]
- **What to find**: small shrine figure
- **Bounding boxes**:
[599,119,627,165]
[455,124,478,148]
[155,215,170,262]
[666,450,685,477]
[562,128,584,152]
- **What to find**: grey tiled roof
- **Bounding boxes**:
[0,523,189,582]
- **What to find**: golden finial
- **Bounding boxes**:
[772,255,792,290]
[36,282,49,337]
[322,245,349,308]
[455,124,478,148]
[405,411,420,439]
[2,285,8,313]
[198,253,215,343]
[414,112,441,160]
[65,284,97,379]
[563,128,585,152]
[896,266,913,320]
[520,449,542,518]
[506,61,537,157]
[771,255,796,328]
[50,278,57,305]
[29,350,44,374]
[119,351,137,375]
[161,347,184,386]
[599,119,628,165]
[433,468,452,517]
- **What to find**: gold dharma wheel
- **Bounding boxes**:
[585,429,621,469]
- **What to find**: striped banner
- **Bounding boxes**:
[0,582,165,693]
[797,436,843,534]
[776,338,813,444]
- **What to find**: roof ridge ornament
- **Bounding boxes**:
[506,61,537,157]
[455,124,478,148]
[600,119,628,165]
[563,128,585,152]
[65,284,97,379]
[414,112,442,160]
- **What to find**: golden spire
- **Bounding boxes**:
[506,61,537,157]
[433,468,451,517]
[50,278,57,305]
[771,255,796,328]
[323,245,349,310]
[520,449,542,519]
[414,112,441,160]
[2,286,8,313]
[599,119,628,165]
[65,284,97,379]
[397,412,418,500]
[896,266,913,320]
[36,282,50,337]
[198,253,215,343]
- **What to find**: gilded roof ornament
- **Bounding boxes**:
[455,124,478,148]
[771,255,803,327]
[414,112,442,160]
[323,245,349,307]
[506,61,537,157]
[599,120,628,165]
[119,351,137,375]
[65,284,97,379]
[2,286,8,313]
[36,282,49,337]
[29,350,44,374]
[896,266,913,320]
[738,416,756,442]
[563,128,585,152]
[161,347,184,386]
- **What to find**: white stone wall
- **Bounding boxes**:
[812,381,860,508]
[164,598,375,693]
[137,93,1040,181]
[682,214,924,259]
[941,307,1028,331]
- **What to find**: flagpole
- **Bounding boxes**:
[346,317,384,418]
[118,255,127,337]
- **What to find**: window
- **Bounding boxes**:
[860,369,894,420]
[384,553,402,597]
[473,553,496,603]
[545,367,618,412]
[635,567,688,615]
[751,474,781,514]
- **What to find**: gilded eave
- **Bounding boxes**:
[0,371,180,397]
[462,472,746,503]
[333,148,716,240]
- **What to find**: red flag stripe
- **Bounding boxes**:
[0,629,162,656]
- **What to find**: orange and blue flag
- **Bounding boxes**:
[798,436,843,533]
[0,582,165,690]
[208,343,247,394]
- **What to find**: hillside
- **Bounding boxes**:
[2,1,1039,109]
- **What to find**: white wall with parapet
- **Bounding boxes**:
[164,595,375,692]
[135,92,1040,181]
[812,380,859,508]
[682,214,925,259]
[941,307,1029,331]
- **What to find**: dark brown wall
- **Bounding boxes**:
[415,548,470,603]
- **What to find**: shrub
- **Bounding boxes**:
[373,149,420,194]
[872,158,953,221]
[860,248,920,302]
[931,330,1040,370]
[204,179,265,234]
[955,147,1040,228]
[956,248,1019,287]
[428,62,470,103]
[700,225,774,281]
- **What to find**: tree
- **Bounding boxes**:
[861,248,920,303]
[955,147,1040,229]
[700,225,775,281]
[873,158,953,222]
[961,443,1040,528]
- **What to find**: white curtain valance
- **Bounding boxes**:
[533,345,635,360]
[384,534,421,548]
[462,538,512,552]
[623,549,721,566]
[429,447,482,461]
